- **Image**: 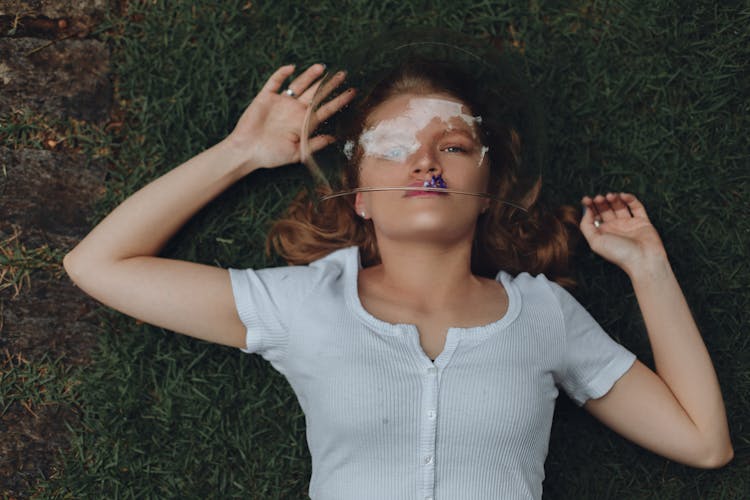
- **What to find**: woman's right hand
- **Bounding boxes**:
[64,66,359,351]
[226,63,355,171]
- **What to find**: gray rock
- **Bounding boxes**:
[0,0,110,18]
[0,270,101,493]
[0,146,107,249]
[0,274,101,364]
[0,37,111,122]
[0,2,114,496]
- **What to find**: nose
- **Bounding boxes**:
[410,146,442,178]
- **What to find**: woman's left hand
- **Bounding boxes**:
[580,192,668,277]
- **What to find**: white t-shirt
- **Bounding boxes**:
[228,246,636,500]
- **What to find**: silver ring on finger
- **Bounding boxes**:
[594,219,602,228]
[283,88,297,98]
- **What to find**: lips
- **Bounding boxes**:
[404,190,445,197]
[403,179,448,197]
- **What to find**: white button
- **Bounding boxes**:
[427,366,437,374]
[427,410,436,419]
[424,455,434,465]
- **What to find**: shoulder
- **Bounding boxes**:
[496,270,586,329]
[232,246,355,293]
[306,246,356,276]
[498,270,565,302]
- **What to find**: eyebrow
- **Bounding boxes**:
[440,127,478,140]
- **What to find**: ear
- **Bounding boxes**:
[354,192,366,218]
[480,175,492,214]
[484,198,491,213]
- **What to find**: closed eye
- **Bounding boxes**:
[381,147,409,161]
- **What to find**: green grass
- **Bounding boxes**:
[37,0,749,498]
[0,351,79,418]
[0,227,67,298]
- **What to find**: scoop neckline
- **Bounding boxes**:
[342,246,522,340]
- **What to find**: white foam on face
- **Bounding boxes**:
[478,145,489,167]
[356,97,486,166]
[343,140,355,160]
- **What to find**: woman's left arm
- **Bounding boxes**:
[579,192,733,469]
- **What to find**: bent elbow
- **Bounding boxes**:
[63,251,85,285]
[63,251,100,292]
[709,445,734,469]
[696,442,734,469]
[62,252,78,280]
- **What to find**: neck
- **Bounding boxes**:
[366,237,479,309]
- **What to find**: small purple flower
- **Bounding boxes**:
[427,174,447,189]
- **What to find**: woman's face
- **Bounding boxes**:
[354,92,491,244]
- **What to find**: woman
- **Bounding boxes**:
[63,61,733,499]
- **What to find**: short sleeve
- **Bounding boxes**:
[227,263,328,362]
[547,280,637,406]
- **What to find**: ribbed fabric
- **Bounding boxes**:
[228,246,636,500]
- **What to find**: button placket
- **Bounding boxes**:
[420,362,440,498]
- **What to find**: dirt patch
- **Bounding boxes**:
[0,1,116,496]
[0,1,110,19]
[1,275,102,363]
[0,37,111,122]
[0,350,83,496]
[0,147,108,247]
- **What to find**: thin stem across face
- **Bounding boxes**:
[319,186,529,211]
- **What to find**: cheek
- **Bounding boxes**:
[358,161,396,186]
[479,169,491,191]
[454,167,490,192]
[477,159,493,187]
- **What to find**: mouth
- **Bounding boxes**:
[403,174,448,197]
[403,188,447,197]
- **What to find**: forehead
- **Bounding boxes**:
[365,93,475,128]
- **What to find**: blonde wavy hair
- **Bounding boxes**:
[267,60,580,286]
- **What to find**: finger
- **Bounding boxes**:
[580,196,596,223]
[298,79,323,103]
[298,69,346,104]
[261,64,296,94]
[593,194,616,222]
[286,63,326,97]
[579,197,599,241]
[298,69,344,103]
[314,88,357,124]
[620,192,650,220]
[606,192,632,219]
[307,70,348,105]
[306,134,337,154]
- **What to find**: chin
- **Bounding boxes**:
[377,212,477,243]
[410,210,448,227]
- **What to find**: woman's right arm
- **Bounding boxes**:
[64,139,256,348]
[63,64,352,348]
